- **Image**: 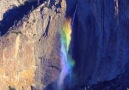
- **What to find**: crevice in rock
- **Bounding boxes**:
[8,86,15,90]
[49,65,61,71]
[43,16,51,38]
[31,85,37,90]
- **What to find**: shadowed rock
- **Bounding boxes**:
[0,0,45,36]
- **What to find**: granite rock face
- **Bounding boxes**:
[0,0,66,90]
[0,0,129,90]
[69,0,129,90]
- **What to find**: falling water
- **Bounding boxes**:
[72,5,77,27]
[58,18,74,89]
[58,5,77,90]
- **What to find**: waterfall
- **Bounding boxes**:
[58,5,77,90]
[58,18,74,89]
[72,5,77,27]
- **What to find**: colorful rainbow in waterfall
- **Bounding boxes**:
[59,18,75,87]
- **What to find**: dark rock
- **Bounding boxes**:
[66,0,129,89]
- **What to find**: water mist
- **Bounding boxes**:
[58,4,77,90]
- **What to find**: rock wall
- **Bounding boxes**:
[69,0,129,89]
[1,0,129,90]
[0,0,66,90]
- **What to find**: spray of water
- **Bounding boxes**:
[58,18,75,89]
[58,5,78,89]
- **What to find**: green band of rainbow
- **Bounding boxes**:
[59,18,75,86]
[61,18,75,68]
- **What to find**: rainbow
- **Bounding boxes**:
[58,18,75,88]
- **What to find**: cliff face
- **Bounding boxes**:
[0,0,66,90]
[70,0,129,89]
[0,0,129,90]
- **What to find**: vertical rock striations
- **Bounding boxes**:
[69,0,129,89]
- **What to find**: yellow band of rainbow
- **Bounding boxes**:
[61,18,75,71]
